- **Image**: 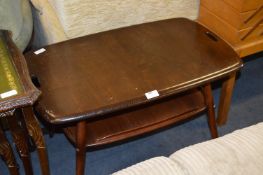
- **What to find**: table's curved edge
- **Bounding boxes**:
[31,18,243,125]
[0,30,41,113]
[38,60,242,125]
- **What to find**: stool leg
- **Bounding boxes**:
[7,111,33,175]
[22,107,50,175]
[0,127,19,175]
[217,73,236,125]
[76,121,87,175]
[203,84,218,139]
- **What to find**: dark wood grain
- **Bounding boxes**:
[64,89,206,147]
[0,31,40,113]
[0,126,19,175]
[0,30,49,175]
[7,111,33,175]
[203,84,218,138]
[25,18,242,175]
[217,73,237,125]
[75,121,87,175]
[25,18,242,124]
[22,107,50,175]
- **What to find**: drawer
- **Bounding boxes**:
[240,24,263,41]
[223,0,263,12]
[201,0,263,29]
[198,5,263,44]
[236,37,263,57]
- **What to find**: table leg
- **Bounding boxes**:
[217,73,237,126]
[7,111,33,175]
[22,107,50,175]
[76,121,87,175]
[203,84,218,139]
[0,126,19,175]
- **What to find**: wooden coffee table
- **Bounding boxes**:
[25,18,242,175]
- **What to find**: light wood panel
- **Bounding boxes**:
[198,1,263,57]
[223,0,263,12]
[201,0,263,29]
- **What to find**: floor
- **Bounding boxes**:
[0,53,263,175]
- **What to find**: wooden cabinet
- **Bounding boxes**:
[198,0,263,57]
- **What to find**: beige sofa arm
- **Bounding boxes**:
[114,122,263,175]
[113,157,184,175]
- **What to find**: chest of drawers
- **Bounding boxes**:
[198,0,263,57]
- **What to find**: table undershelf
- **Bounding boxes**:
[64,89,207,147]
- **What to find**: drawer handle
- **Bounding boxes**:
[241,18,263,40]
[244,5,263,24]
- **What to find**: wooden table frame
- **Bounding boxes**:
[217,72,237,125]
[0,117,19,175]
[74,80,234,175]
[25,18,242,175]
[0,31,50,175]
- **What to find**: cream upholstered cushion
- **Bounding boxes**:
[30,0,200,47]
[112,156,186,175]
[48,0,200,39]
[169,122,263,175]
[114,122,263,175]
[30,0,67,47]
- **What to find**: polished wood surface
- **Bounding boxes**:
[22,107,50,175]
[0,31,40,113]
[7,111,33,175]
[75,121,87,175]
[25,18,241,124]
[217,73,237,125]
[0,30,49,175]
[25,18,241,175]
[67,88,215,175]
[199,5,263,44]
[223,0,263,12]
[203,84,218,138]
[201,0,263,30]
[64,89,207,147]
[198,0,263,57]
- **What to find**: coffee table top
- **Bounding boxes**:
[25,18,242,124]
[0,30,40,113]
